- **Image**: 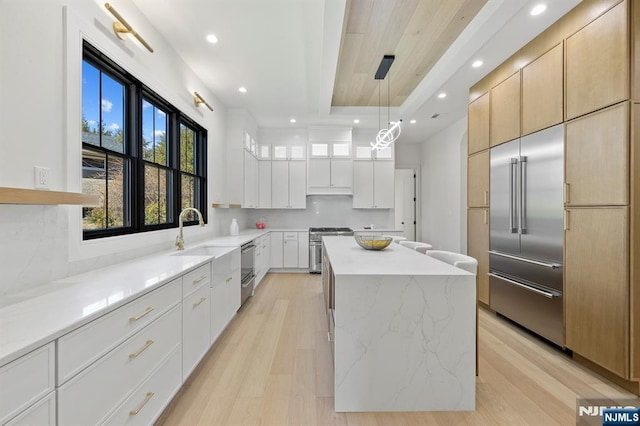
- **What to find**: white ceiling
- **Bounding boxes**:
[131,0,581,144]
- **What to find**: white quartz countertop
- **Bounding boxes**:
[0,227,308,367]
[323,236,472,276]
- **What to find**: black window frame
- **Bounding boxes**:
[82,41,207,240]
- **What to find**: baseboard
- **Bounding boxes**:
[573,353,640,396]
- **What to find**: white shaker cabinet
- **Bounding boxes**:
[210,248,241,344]
[243,150,258,208]
[182,284,210,380]
[283,232,299,268]
[258,160,272,208]
[272,161,306,209]
[308,142,353,194]
[4,391,55,426]
[353,160,395,209]
[298,232,309,268]
[270,232,284,267]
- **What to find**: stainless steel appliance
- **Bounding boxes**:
[489,124,564,346]
[309,227,354,273]
[240,241,255,305]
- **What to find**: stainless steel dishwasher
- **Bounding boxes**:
[240,241,255,305]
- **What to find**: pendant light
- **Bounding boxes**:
[370,55,402,151]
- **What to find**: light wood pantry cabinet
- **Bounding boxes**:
[565,102,629,206]
[565,0,629,120]
[565,207,629,378]
[468,92,490,155]
[467,150,489,208]
[521,43,563,135]
[490,71,520,147]
[468,208,489,305]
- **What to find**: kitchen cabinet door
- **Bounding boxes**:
[283,232,298,268]
[565,102,629,206]
[522,43,563,135]
[288,161,307,208]
[467,150,489,208]
[270,232,284,268]
[565,1,628,120]
[565,207,629,378]
[243,151,257,208]
[468,92,490,155]
[182,285,210,380]
[331,158,353,188]
[373,161,395,208]
[353,161,374,208]
[308,158,331,188]
[297,232,309,268]
[271,161,289,208]
[490,71,521,147]
[258,160,272,208]
[467,208,489,305]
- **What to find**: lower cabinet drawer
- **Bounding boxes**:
[101,346,182,426]
[57,305,182,425]
[5,391,55,426]
[0,342,55,424]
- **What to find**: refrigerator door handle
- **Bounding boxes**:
[488,272,560,298]
[489,250,562,269]
[519,156,527,234]
[509,158,518,233]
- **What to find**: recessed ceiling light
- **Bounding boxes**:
[530,4,547,16]
[290,118,296,123]
[410,119,417,124]
[238,87,247,93]
[438,92,447,99]
[472,60,483,68]
[206,34,218,44]
[354,119,360,124]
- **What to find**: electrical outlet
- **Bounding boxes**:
[34,166,50,190]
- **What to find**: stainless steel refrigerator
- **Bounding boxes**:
[489,123,564,346]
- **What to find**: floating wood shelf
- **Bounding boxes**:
[0,187,100,206]
[212,203,242,209]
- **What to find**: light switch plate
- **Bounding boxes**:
[34,166,50,190]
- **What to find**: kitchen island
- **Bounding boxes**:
[322,236,476,412]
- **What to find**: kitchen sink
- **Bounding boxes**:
[171,245,234,257]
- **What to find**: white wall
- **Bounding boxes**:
[420,117,468,253]
[0,0,247,296]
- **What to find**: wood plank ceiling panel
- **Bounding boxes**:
[332,0,487,107]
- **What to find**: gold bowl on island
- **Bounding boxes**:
[354,235,393,250]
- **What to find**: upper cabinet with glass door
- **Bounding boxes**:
[354,142,393,160]
[273,144,306,160]
[307,142,353,195]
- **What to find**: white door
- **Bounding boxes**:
[288,161,307,208]
[394,169,416,240]
[353,161,374,208]
[270,232,284,267]
[271,161,289,208]
[283,232,298,267]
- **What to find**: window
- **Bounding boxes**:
[81,42,207,239]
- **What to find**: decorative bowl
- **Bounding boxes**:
[354,235,393,250]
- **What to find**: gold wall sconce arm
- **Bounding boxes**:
[194,92,214,111]
[104,3,154,53]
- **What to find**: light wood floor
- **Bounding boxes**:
[158,273,636,425]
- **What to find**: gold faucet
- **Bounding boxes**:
[176,207,205,250]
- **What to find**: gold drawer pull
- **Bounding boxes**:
[129,307,154,323]
[129,340,154,359]
[484,209,488,225]
[564,210,570,231]
[193,296,207,308]
[483,190,489,206]
[129,392,154,416]
[225,277,233,283]
[193,275,207,285]
[564,183,570,204]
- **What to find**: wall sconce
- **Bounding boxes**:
[104,3,154,53]
[193,92,214,111]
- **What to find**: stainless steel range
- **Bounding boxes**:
[309,227,354,274]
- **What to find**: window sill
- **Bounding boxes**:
[0,187,100,206]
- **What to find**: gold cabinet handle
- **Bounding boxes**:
[193,275,207,285]
[129,307,154,323]
[129,340,154,359]
[564,183,570,204]
[564,210,570,231]
[484,209,488,225]
[226,276,233,283]
[483,190,489,206]
[193,296,207,308]
[129,392,154,416]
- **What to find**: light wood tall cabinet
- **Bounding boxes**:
[565,1,629,120]
[468,208,489,305]
[468,92,490,155]
[565,102,629,207]
[522,43,563,135]
[467,151,489,208]
[490,72,520,147]
[565,207,629,378]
